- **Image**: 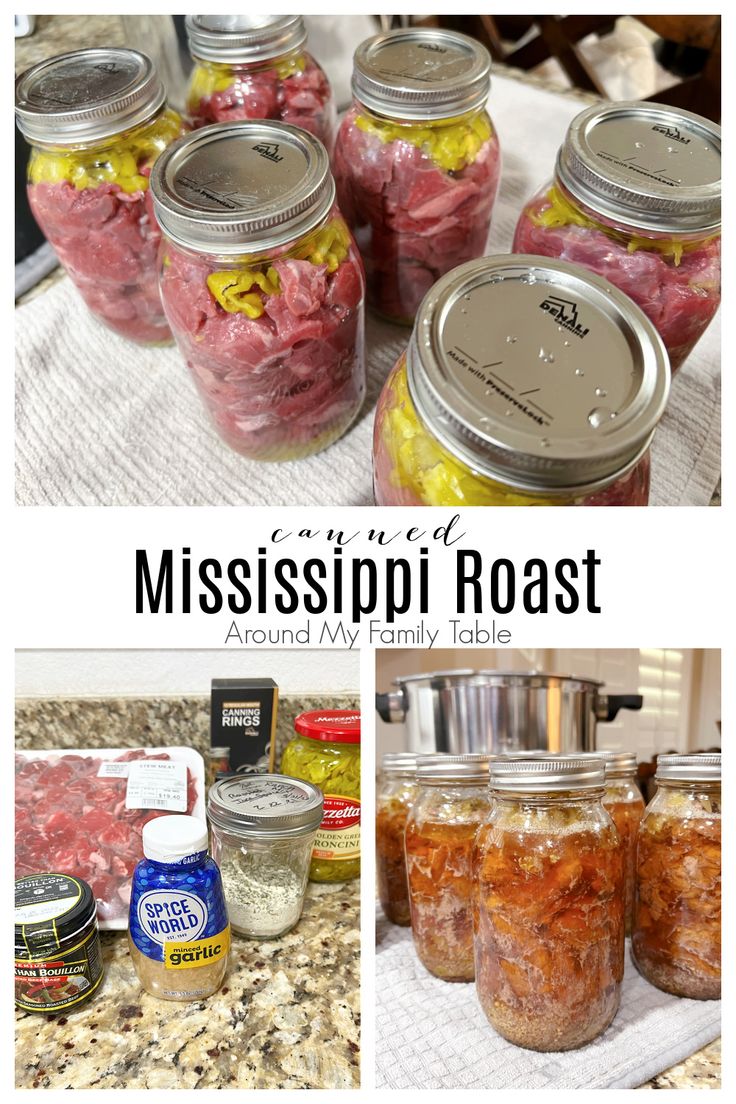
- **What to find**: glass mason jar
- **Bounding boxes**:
[151,121,366,462]
[129,816,229,1000]
[15,48,186,345]
[513,102,721,374]
[208,774,323,939]
[600,751,645,936]
[475,757,624,1051]
[373,256,670,506]
[376,753,418,926]
[280,711,361,883]
[405,754,493,981]
[632,753,721,999]
[333,28,501,324]
[185,15,336,152]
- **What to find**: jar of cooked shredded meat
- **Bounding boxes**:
[512,102,721,374]
[405,754,492,981]
[475,756,624,1051]
[376,753,418,926]
[599,751,645,936]
[632,753,720,999]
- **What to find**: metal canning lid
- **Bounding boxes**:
[577,749,638,776]
[186,14,307,64]
[353,28,491,121]
[15,874,97,955]
[381,752,419,774]
[295,710,361,745]
[408,254,670,494]
[15,48,165,146]
[558,101,721,234]
[491,756,606,792]
[655,753,721,782]
[208,773,324,838]
[150,120,334,255]
[417,753,495,782]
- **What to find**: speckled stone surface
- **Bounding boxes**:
[639,1039,721,1089]
[16,881,359,1089]
[15,693,360,1088]
[15,693,359,766]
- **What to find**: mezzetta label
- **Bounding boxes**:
[312,794,361,861]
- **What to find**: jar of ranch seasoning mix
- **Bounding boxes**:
[281,711,361,882]
[150,121,365,462]
[513,102,721,373]
[333,27,501,324]
[185,15,336,151]
[15,48,186,345]
[373,255,670,506]
[128,816,229,1001]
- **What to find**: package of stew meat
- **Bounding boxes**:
[14,747,205,928]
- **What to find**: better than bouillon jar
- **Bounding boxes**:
[405,753,492,981]
[632,753,721,999]
[513,102,721,373]
[281,711,361,883]
[15,874,103,1013]
[185,15,336,150]
[373,255,670,506]
[376,752,418,926]
[150,121,366,462]
[475,757,624,1051]
[15,48,185,345]
[333,27,500,324]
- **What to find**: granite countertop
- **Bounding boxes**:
[16,881,359,1089]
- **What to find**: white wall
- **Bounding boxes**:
[15,650,359,698]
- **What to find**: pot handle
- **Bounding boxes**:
[375,689,407,723]
[597,694,644,722]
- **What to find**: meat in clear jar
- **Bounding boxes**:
[151,121,365,462]
[404,755,492,981]
[632,753,720,999]
[512,102,721,374]
[475,757,624,1051]
[376,754,418,926]
[16,49,186,345]
[333,28,500,324]
[600,752,645,936]
[185,15,335,151]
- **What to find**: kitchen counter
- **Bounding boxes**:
[16,881,360,1089]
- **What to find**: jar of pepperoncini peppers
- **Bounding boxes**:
[333,27,501,324]
[376,752,418,926]
[372,255,670,506]
[475,756,624,1051]
[15,48,186,345]
[513,101,721,374]
[150,120,365,463]
[405,753,493,982]
[281,711,361,883]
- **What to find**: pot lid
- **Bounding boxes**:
[392,669,604,689]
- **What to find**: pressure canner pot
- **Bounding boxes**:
[375,670,643,754]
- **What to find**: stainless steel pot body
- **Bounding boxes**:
[376,670,642,754]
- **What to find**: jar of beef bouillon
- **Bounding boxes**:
[476,756,624,1051]
[405,753,493,981]
[373,255,670,506]
[632,753,720,999]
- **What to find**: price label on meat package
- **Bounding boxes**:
[125,760,188,811]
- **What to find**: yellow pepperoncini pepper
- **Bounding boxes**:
[28,109,183,194]
[187,54,307,111]
[206,218,351,317]
[355,110,491,173]
[528,185,719,267]
[383,360,560,506]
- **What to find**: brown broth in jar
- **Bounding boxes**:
[600,753,645,936]
[475,757,624,1051]
[376,756,417,927]
[405,755,492,981]
[632,754,721,999]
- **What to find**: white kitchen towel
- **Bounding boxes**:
[375,910,721,1090]
[15,74,720,506]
